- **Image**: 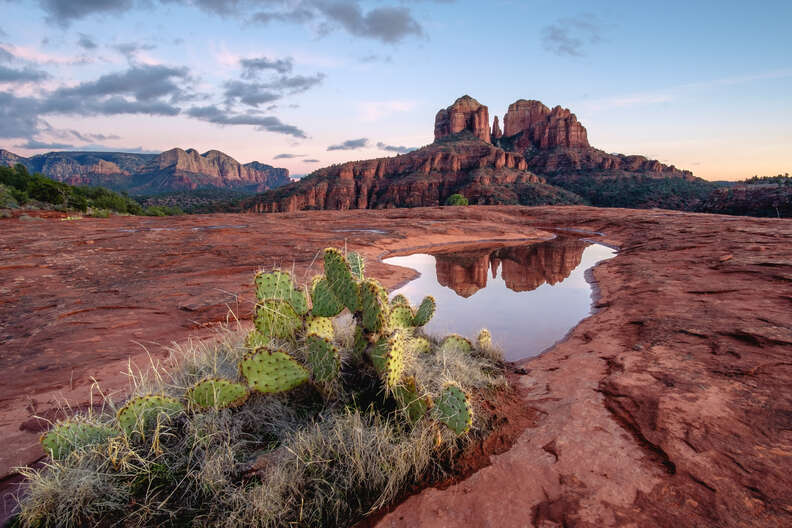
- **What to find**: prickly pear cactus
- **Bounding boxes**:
[310,275,345,318]
[117,395,184,438]
[306,316,334,341]
[353,325,368,358]
[411,296,436,327]
[360,279,387,333]
[390,293,410,307]
[441,334,473,353]
[393,377,430,424]
[255,270,308,315]
[40,420,117,459]
[186,378,249,410]
[347,251,365,280]
[240,348,309,394]
[389,305,414,329]
[323,248,359,312]
[370,332,406,389]
[255,299,303,340]
[477,329,492,349]
[306,334,341,382]
[410,336,432,354]
[433,384,472,435]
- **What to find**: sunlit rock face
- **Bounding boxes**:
[431,238,589,297]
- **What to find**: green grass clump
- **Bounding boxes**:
[15,248,509,528]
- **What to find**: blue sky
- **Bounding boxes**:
[0,0,789,180]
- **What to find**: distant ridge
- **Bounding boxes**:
[0,147,290,195]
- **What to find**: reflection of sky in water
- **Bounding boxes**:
[384,242,616,361]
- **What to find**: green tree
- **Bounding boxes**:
[445,193,469,206]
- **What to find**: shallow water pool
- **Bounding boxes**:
[383,237,616,361]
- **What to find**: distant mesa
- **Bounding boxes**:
[434,238,588,297]
[0,147,289,195]
[244,93,695,213]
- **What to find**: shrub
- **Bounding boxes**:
[17,249,507,527]
[445,193,469,206]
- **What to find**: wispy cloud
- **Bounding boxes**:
[541,14,607,57]
[327,137,368,151]
[376,141,415,154]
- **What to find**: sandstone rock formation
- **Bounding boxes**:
[491,115,503,140]
[246,94,699,214]
[434,95,491,143]
[502,99,589,149]
[242,138,578,213]
[0,148,290,194]
[495,99,694,180]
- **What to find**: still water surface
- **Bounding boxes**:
[383,237,616,361]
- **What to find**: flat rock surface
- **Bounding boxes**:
[2,206,791,527]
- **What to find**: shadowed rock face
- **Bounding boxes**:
[434,238,589,297]
[0,148,290,194]
[244,138,559,213]
[434,95,491,143]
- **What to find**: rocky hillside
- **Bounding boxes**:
[699,182,792,217]
[245,96,583,212]
[246,94,705,213]
[0,148,290,195]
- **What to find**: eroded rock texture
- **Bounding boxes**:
[434,95,491,143]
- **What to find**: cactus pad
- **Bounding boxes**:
[306,316,335,340]
[255,299,303,340]
[306,334,341,382]
[393,377,430,424]
[117,395,183,438]
[255,270,308,315]
[323,248,359,312]
[390,293,410,307]
[370,332,406,389]
[245,330,271,350]
[360,279,387,333]
[186,378,249,410]
[310,276,345,317]
[410,336,432,354]
[41,420,117,459]
[433,384,472,435]
[477,329,492,350]
[240,348,309,394]
[347,251,365,280]
[441,334,473,353]
[411,296,436,327]
[389,305,414,329]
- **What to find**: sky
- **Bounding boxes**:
[0,0,790,181]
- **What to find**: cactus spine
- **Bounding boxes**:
[240,348,310,394]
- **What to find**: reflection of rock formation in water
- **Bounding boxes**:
[434,252,491,297]
[433,238,589,297]
[497,238,589,292]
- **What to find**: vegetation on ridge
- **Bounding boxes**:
[0,164,182,217]
[16,248,506,527]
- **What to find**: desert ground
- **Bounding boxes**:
[2,205,791,527]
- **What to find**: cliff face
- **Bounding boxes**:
[494,99,693,180]
[243,138,571,213]
[434,95,491,143]
[502,99,589,149]
[0,148,290,195]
